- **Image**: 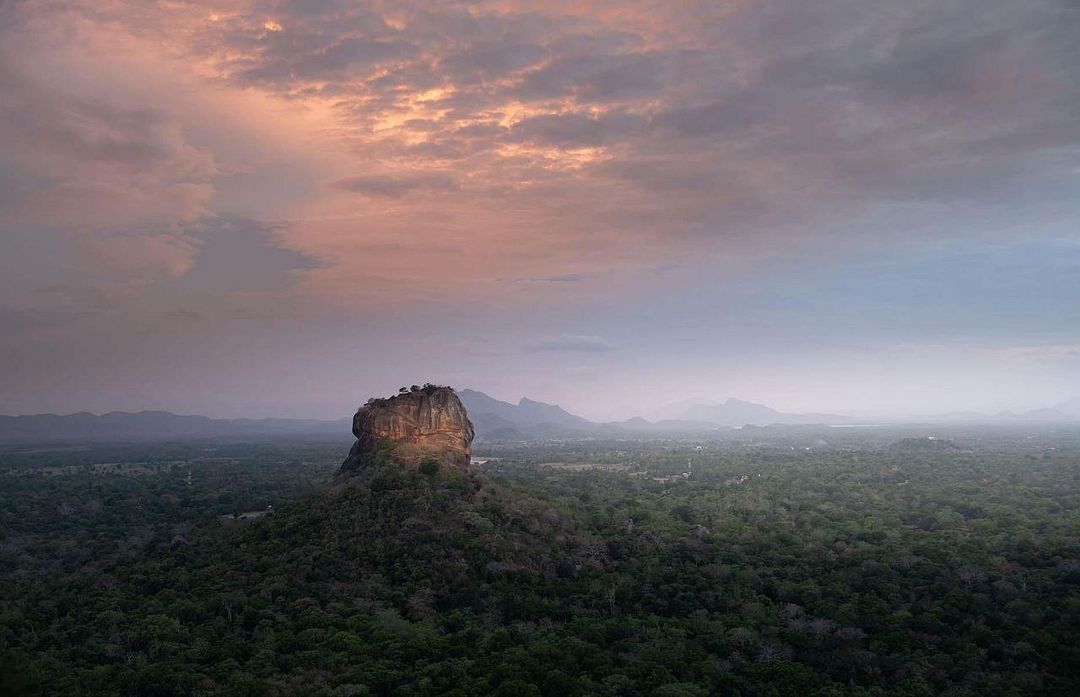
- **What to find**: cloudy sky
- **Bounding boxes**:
[1,0,1078,420]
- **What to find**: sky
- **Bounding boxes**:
[1,0,1078,421]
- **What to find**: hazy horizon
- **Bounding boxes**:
[3,386,1079,425]
[2,1,1078,422]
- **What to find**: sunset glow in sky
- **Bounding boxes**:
[2,0,1079,420]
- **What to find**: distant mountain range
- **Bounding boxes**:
[2,392,1078,444]
[0,411,349,443]
[458,390,852,440]
[919,400,1080,423]
[457,389,595,440]
[663,397,850,427]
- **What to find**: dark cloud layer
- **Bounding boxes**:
[329,172,459,197]
[6,0,1079,277]
[188,0,1080,247]
[0,0,1078,417]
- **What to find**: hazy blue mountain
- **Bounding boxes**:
[0,392,602,444]
[676,398,851,426]
[514,397,593,429]
[644,397,722,422]
[1012,408,1073,421]
[1053,397,1080,418]
[922,407,1077,423]
[454,390,520,424]
[1,393,614,444]
[458,390,851,439]
[28,388,1063,445]
[604,416,726,434]
[0,411,348,443]
[457,390,593,439]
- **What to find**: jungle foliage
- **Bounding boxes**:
[1,432,1078,696]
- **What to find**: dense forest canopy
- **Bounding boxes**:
[1,427,1078,695]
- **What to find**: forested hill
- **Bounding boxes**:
[3,455,596,695]
[3,439,1080,695]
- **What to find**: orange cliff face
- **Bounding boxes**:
[340,386,475,473]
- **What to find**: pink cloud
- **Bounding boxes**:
[3,0,1078,314]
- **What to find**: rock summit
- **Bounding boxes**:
[340,384,474,473]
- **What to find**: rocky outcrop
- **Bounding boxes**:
[340,385,474,473]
